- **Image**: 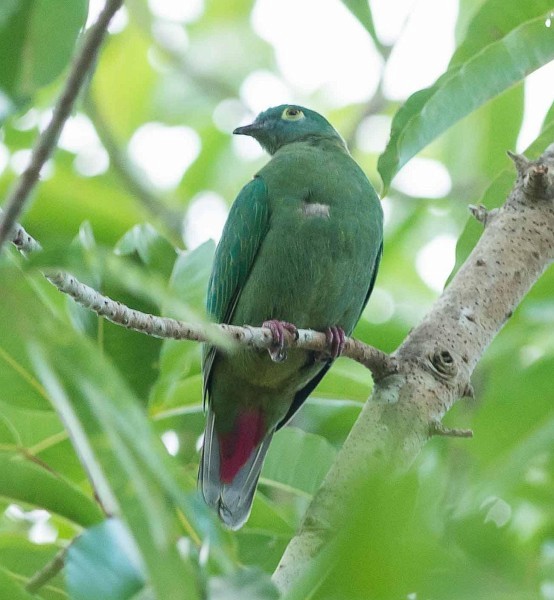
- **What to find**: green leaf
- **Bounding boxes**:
[209,568,279,600]
[92,21,157,139]
[0,413,18,446]
[115,224,177,279]
[66,519,145,600]
[0,1,20,26]
[30,335,205,600]
[0,532,53,565]
[378,12,554,192]
[312,358,372,402]
[451,0,554,65]
[0,0,88,105]
[236,495,295,572]
[293,398,362,446]
[0,399,70,466]
[0,567,36,600]
[149,241,218,412]
[469,351,554,488]
[0,343,50,411]
[0,453,103,527]
[543,98,554,128]
[25,161,148,249]
[261,428,336,496]
[167,240,214,316]
[0,264,66,411]
[340,0,380,49]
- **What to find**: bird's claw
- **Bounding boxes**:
[323,326,346,360]
[262,320,298,362]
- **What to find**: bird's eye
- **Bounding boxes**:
[282,107,305,121]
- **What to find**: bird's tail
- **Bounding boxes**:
[199,406,273,530]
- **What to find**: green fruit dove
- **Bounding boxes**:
[200,105,383,529]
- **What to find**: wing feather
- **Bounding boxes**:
[202,176,271,401]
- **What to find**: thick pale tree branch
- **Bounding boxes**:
[0,0,124,250]
[272,145,554,591]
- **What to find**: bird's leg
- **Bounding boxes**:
[262,320,299,363]
[323,325,346,360]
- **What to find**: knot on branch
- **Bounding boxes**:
[524,164,550,200]
[429,420,473,439]
[508,150,554,201]
[428,349,457,381]
[507,150,530,177]
[469,204,498,227]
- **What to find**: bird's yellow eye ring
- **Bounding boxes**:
[282,107,305,121]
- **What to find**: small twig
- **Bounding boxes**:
[0,0,123,251]
[468,204,488,224]
[7,215,396,380]
[11,225,42,255]
[468,204,498,227]
[507,150,531,177]
[26,547,66,594]
[463,383,475,399]
[429,421,473,439]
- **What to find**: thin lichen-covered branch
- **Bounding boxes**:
[272,145,554,591]
[6,215,394,381]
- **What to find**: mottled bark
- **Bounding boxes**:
[273,145,554,591]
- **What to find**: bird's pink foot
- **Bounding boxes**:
[262,320,298,362]
[325,326,346,360]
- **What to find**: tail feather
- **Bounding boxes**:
[199,408,220,507]
[200,407,273,530]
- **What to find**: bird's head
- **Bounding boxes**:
[233,105,346,155]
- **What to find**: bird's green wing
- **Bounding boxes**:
[202,176,270,397]
[206,176,270,323]
[359,240,383,320]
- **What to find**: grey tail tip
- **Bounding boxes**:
[217,498,250,531]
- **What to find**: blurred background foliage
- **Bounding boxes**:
[0,0,554,598]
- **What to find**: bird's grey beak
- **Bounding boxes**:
[233,122,261,136]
